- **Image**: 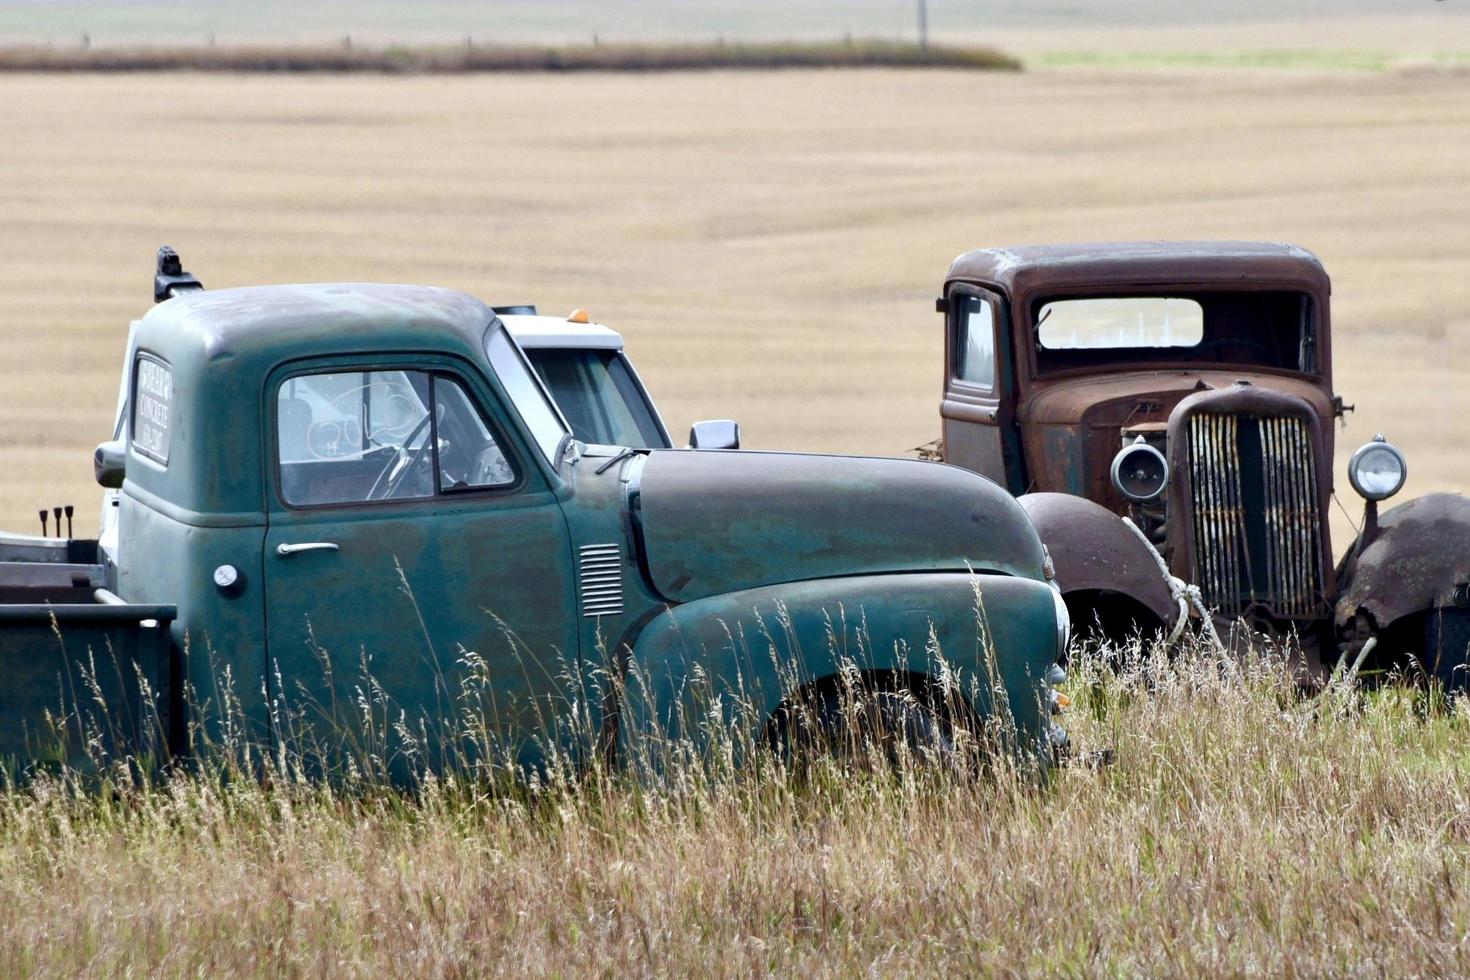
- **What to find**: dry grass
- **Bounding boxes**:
[4,25,1470,976]
[2,643,1468,974]
[2,66,1469,547]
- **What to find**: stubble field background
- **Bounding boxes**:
[4,5,1470,973]
[3,51,1470,545]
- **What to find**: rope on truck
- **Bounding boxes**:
[1121,516,1227,655]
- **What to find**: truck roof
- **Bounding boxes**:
[947,241,1331,297]
[500,313,625,351]
[140,286,626,359]
[139,283,498,360]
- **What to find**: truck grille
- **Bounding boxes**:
[578,544,624,618]
[1185,412,1323,618]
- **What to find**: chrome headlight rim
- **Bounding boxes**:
[1110,438,1170,504]
[1348,435,1407,502]
[1050,583,1071,660]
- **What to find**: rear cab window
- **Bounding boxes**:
[131,354,173,465]
[1031,290,1317,376]
[1037,297,1203,350]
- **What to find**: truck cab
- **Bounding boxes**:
[505,309,674,450]
[94,304,708,563]
[0,256,1069,776]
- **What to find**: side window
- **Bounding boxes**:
[277,369,515,507]
[956,295,997,389]
[434,376,515,491]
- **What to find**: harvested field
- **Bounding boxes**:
[2,65,1469,545]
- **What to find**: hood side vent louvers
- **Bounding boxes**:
[579,543,624,618]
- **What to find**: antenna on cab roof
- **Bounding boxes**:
[153,246,203,303]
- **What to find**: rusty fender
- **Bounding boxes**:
[1017,492,1178,629]
[1335,492,1470,634]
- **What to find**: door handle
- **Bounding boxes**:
[276,541,340,557]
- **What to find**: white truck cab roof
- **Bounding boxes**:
[499,308,675,452]
[501,308,736,456]
[500,311,626,352]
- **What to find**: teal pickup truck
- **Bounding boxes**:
[0,251,1068,778]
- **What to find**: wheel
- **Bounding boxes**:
[1063,590,1166,660]
[1423,608,1470,694]
[769,680,957,770]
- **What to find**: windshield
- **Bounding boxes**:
[524,348,670,449]
[1032,290,1315,376]
[1038,297,1203,350]
[484,328,570,465]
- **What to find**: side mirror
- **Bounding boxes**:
[688,420,740,451]
[94,440,125,488]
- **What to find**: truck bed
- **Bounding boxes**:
[0,533,180,773]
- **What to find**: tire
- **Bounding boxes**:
[1423,608,1470,694]
[1062,590,1165,664]
[770,680,957,770]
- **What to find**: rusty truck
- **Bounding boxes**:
[933,240,1470,686]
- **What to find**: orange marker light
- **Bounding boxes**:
[1055,692,1071,710]
[567,309,590,324]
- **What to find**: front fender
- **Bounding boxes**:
[617,572,1061,767]
[1018,493,1178,630]
[1336,492,1470,632]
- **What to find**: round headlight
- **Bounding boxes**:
[1051,584,1071,659]
[1110,438,1169,503]
[1348,435,1407,501]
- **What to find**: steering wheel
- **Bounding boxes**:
[384,438,436,498]
[366,414,433,500]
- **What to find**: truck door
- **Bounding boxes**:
[941,287,1026,494]
[262,358,579,775]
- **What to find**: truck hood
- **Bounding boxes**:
[1021,369,1332,427]
[633,450,1046,604]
